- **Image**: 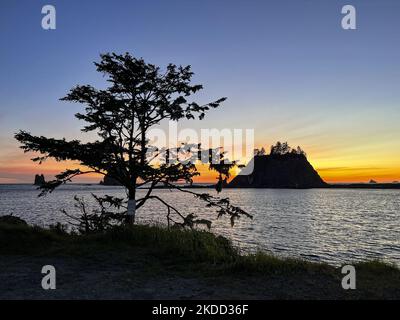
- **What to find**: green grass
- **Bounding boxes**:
[0,221,236,262]
[2,218,400,299]
[0,219,398,277]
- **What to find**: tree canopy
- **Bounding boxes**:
[15,53,251,230]
[269,142,306,157]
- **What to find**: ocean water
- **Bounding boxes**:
[0,184,399,266]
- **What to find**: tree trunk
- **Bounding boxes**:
[126,179,136,225]
[127,198,136,225]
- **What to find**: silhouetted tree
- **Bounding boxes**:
[270,142,286,155]
[15,53,251,228]
[295,146,306,157]
[254,147,266,156]
[270,141,306,157]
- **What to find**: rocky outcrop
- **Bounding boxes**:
[34,174,45,186]
[100,174,122,186]
[228,153,326,189]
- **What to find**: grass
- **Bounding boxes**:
[1,218,399,299]
[0,219,398,276]
[0,221,234,262]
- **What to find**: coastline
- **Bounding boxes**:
[2,183,400,189]
[0,221,399,299]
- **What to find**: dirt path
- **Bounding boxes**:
[1,253,395,300]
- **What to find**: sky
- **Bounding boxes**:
[0,0,399,184]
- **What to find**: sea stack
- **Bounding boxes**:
[229,143,327,189]
[100,174,122,186]
[34,174,46,186]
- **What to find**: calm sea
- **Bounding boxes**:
[0,184,399,266]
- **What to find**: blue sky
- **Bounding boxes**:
[1,0,400,183]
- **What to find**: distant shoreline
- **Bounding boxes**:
[1,183,400,189]
[326,183,400,189]
[227,183,400,190]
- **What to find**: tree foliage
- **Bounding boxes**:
[15,52,252,230]
[269,142,306,157]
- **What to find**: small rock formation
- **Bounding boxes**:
[100,174,122,186]
[34,174,46,186]
[229,142,327,189]
[369,179,377,184]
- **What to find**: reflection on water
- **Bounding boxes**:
[0,184,399,266]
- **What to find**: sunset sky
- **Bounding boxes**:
[0,0,399,184]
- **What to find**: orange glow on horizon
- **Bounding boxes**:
[1,161,399,185]
[1,147,399,184]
